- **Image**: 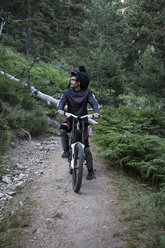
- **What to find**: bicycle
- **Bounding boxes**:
[65,112,96,193]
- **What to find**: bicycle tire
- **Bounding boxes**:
[72,142,84,193]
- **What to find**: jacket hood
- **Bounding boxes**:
[71,66,90,89]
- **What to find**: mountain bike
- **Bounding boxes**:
[65,112,96,193]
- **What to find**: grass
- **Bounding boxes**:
[108,167,165,248]
[15,179,33,193]
[0,157,18,179]
[0,195,34,248]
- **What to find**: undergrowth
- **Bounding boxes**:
[93,103,165,247]
[0,158,18,180]
[0,196,34,248]
[94,104,165,187]
[0,45,68,155]
[100,160,165,248]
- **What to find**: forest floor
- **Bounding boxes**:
[1,135,150,248]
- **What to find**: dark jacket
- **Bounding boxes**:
[57,88,100,116]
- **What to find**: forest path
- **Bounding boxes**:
[10,136,126,248]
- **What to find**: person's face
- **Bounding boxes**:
[70,76,80,89]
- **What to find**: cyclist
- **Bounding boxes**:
[57,66,100,180]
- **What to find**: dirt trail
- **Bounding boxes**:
[10,136,126,248]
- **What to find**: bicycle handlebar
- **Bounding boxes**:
[65,112,95,119]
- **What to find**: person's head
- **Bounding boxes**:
[69,66,90,90]
[69,75,81,91]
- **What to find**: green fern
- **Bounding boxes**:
[94,105,165,186]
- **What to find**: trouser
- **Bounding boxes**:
[60,119,94,171]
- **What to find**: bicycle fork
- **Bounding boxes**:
[70,142,85,169]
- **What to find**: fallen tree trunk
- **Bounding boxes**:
[30,86,59,106]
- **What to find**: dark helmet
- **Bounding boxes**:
[71,66,90,89]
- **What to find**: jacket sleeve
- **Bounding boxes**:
[88,90,100,113]
[57,91,67,110]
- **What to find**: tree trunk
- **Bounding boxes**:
[68,0,73,36]
[0,17,6,37]
[26,0,32,56]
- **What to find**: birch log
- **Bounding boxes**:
[30,86,59,106]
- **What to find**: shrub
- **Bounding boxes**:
[0,129,13,155]
[23,109,49,136]
[0,45,67,144]
[94,104,165,186]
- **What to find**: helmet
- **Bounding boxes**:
[71,66,90,89]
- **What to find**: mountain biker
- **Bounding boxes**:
[57,66,100,180]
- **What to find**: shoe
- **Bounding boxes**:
[86,170,96,180]
[61,151,69,158]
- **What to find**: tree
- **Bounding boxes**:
[70,0,126,103]
[135,46,165,96]
[134,46,165,96]
[0,2,21,38]
[124,0,165,68]
[63,0,90,46]
[0,11,7,37]
[0,0,60,60]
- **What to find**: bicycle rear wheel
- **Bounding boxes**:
[72,142,84,193]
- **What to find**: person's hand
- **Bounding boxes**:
[58,110,64,116]
[93,113,100,119]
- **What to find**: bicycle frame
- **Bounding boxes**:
[65,113,93,169]
[64,112,97,192]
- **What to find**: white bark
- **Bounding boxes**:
[0,9,21,37]
[30,86,59,106]
[0,17,6,36]
[20,128,31,140]
[1,71,20,81]
[87,118,98,125]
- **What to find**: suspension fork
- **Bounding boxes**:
[81,119,85,146]
[70,142,85,169]
[71,118,75,144]
[70,118,85,169]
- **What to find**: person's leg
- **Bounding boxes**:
[84,125,96,180]
[60,120,70,158]
[84,147,96,180]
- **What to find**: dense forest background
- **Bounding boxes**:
[0,0,165,247]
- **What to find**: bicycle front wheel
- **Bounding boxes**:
[72,142,84,193]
